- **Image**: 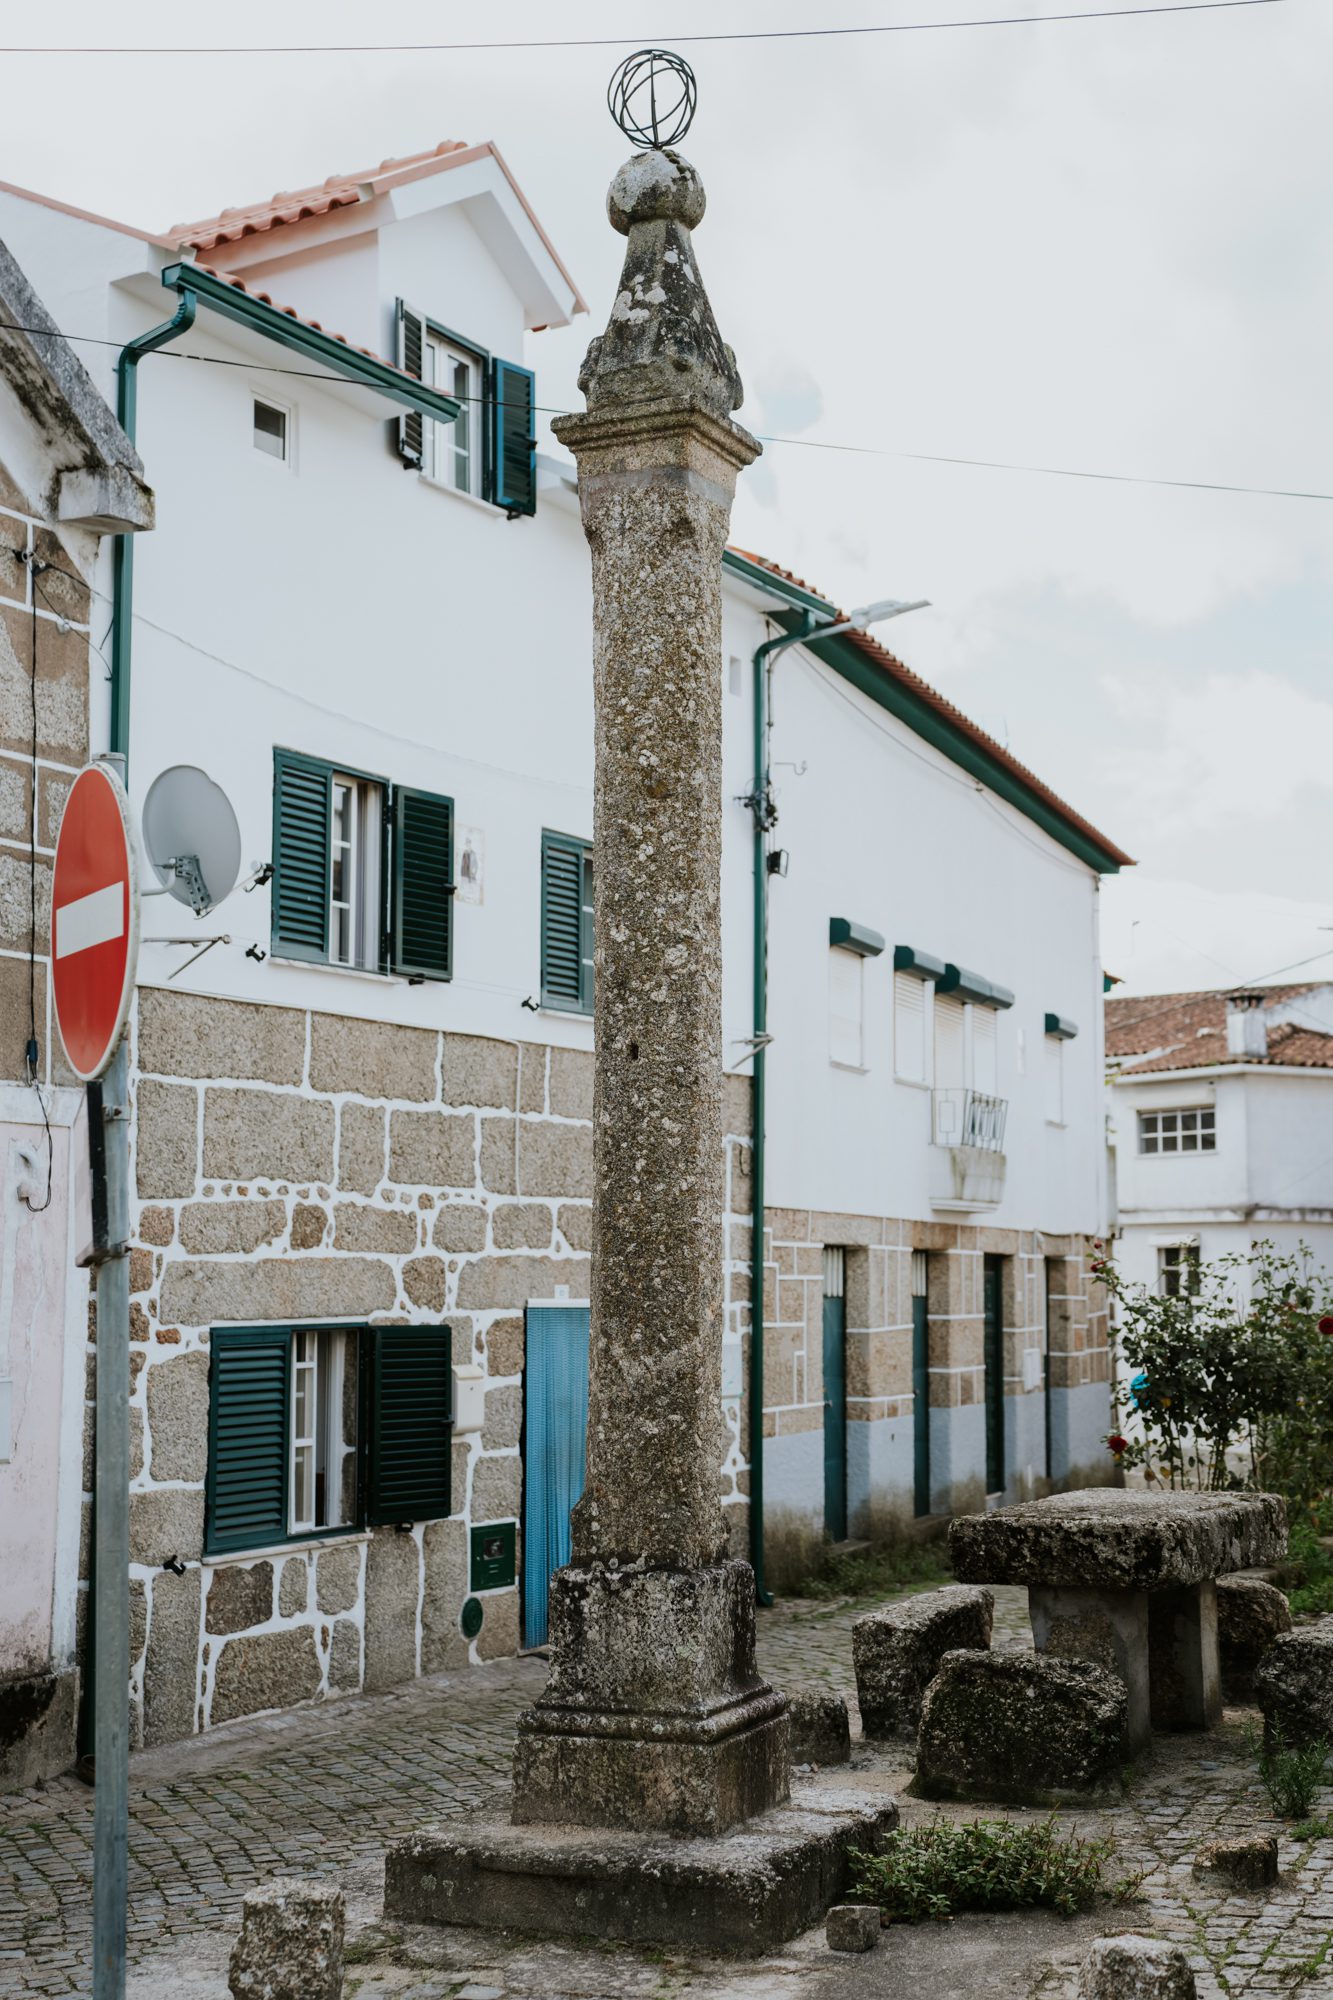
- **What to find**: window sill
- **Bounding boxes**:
[269,953,400,987]
[829,1060,870,1074]
[203,1527,372,1567]
[894,1074,932,1091]
[419,472,502,518]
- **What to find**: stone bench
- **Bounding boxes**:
[950,1490,1286,1754]
[1216,1575,1292,1703]
[915,1649,1127,1806]
[1254,1622,1333,1749]
[852,1585,993,1740]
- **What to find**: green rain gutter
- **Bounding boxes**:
[109,265,463,768]
[110,289,198,765]
[746,610,818,1606]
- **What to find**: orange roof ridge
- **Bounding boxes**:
[728,545,1133,871]
[169,140,470,250]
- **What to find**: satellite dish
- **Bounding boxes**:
[142,764,242,918]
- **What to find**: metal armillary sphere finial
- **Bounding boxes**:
[607,48,697,150]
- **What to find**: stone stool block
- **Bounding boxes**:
[228,1879,344,2000]
[853,1586,993,1739]
[1192,1834,1279,1891]
[1077,1935,1197,1999]
[915,1649,1127,1806]
[1254,1624,1333,1749]
[826,1904,879,1952]
[788,1691,851,1766]
[1217,1576,1293,1703]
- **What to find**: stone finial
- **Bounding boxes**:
[577,149,743,420]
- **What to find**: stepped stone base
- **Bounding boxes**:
[384,1786,900,1953]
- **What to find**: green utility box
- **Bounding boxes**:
[470,1521,517,1592]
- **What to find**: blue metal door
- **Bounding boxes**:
[522,1304,590,1648]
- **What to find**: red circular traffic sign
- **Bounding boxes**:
[51,763,139,1081]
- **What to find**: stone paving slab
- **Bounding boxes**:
[2,1585,1331,1999]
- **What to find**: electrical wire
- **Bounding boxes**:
[2,319,1326,507]
[0,1,1289,53]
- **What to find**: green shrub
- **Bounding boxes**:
[1284,1522,1333,1618]
[1251,1723,1331,1820]
[851,1817,1137,1924]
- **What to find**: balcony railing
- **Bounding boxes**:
[932,1087,1008,1154]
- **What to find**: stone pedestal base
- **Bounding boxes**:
[1149,1581,1221,1730]
[384,1787,900,1954]
[1029,1586,1152,1755]
[512,1558,790,1835]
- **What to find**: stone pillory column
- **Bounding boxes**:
[511,141,790,1836]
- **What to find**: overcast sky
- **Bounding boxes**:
[3,0,1328,996]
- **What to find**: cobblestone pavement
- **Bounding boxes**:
[2,1586,1330,1999]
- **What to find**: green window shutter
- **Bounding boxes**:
[390,786,454,981]
[367,1326,453,1525]
[489,358,537,516]
[205,1328,291,1556]
[541,830,592,1012]
[272,750,331,962]
[395,299,425,467]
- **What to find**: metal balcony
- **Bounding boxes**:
[932,1088,1008,1153]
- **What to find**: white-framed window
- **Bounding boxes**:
[329,774,384,971]
[934,993,966,1089]
[1159,1242,1202,1298]
[1044,1035,1065,1125]
[894,970,928,1083]
[971,1006,998,1096]
[424,332,483,496]
[253,395,291,463]
[289,1328,355,1535]
[829,948,865,1068]
[1139,1107,1215,1156]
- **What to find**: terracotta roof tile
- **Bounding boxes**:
[729,546,1133,871]
[1106,984,1333,1074]
[170,141,470,250]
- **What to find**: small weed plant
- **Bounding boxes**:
[1291,1816,1333,1842]
[1250,1722,1331,1820]
[1284,1521,1333,1618]
[851,1817,1140,1924]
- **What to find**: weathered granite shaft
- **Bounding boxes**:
[512,147,789,1835]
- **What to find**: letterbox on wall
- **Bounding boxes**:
[471,1521,517,1592]
[452,1363,485,1434]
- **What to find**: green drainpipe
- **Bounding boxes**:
[109,289,197,768]
[747,613,816,1607]
[77,289,198,1763]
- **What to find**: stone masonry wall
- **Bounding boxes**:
[117,987,597,1746]
[112,987,758,1746]
[737,1209,1112,1532]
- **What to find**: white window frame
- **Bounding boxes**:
[1139,1107,1216,1156]
[329,774,384,973]
[252,392,294,468]
[829,947,866,1070]
[1157,1240,1202,1298]
[1044,1034,1066,1127]
[894,970,930,1086]
[424,332,484,498]
[289,1328,353,1537]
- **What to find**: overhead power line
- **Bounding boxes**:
[0,0,1289,54]
[0,316,1324,505]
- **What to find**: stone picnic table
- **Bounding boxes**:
[950,1490,1287,1754]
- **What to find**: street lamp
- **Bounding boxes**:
[743,592,930,1606]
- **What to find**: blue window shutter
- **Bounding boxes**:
[367,1327,453,1525]
[489,358,537,516]
[205,1328,290,1555]
[541,831,591,1012]
[395,299,425,467]
[390,785,453,981]
[272,750,331,962]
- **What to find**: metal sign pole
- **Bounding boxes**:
[92,1033,130,2000]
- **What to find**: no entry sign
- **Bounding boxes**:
[51,762,139,1081]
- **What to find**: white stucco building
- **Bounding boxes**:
[1107,984,1333,1300]
[0,136,1128,1760]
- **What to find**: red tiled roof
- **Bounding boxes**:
[729,547,1133,871]
[1106,984,1333,1074]
[206,270,388,364]
[170,141,470,250]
